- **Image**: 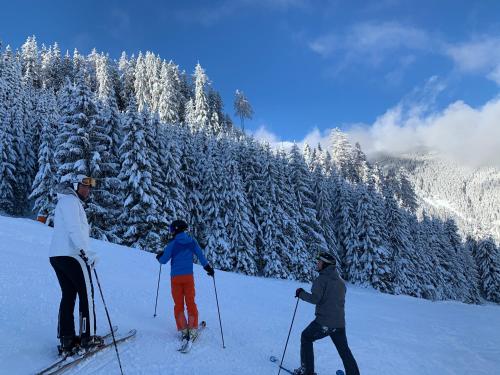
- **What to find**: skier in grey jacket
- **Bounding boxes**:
[293,252,360,375]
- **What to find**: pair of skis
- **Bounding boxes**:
[36,327,136,375]
[177,320,207,353]
[269,356,345,375]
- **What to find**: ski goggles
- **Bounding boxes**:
[80,177,97,187]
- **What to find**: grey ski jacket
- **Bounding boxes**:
[298,266,346,328]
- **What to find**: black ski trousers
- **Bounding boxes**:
[49,256,96,341]
[301,321,360,375]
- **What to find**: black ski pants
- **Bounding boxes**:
[49,256,96,341]
[301,321,360,375]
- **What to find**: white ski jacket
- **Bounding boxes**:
[49,187,90,257]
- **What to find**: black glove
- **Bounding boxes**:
[295,288,304,298]
[156,251,164,261]
[204,264,215,277]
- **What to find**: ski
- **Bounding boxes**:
[179,320,206,353]
[269,356,345,375]
[269,356,295,374]
[36,325,118,375]
[37,328,135,375]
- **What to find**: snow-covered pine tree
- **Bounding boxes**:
[55,72,94,185]
[329,128,356,183]
[21,36,41,89]
[118,52,136,110]
[117,97,157,250]
[351,181,392,292]
[233,89,253,132]
[200,139,231,270]
[289,143,328,280]
[134,52,149,112]
[192,63,210,131]
[178,129,204,239]
[224,146,258,275]
[155,120,186,232]
[275,148,307,279]
[473,236,500,303]
[0,47,24,214]
[29,89,58,224]
[396,167,418,213]
[259,144,292,279]
[310,150,339,261]
[208,89,225,134]
[383,182,422,296]
[158,61,181,124]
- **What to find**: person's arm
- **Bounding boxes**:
[158,241,174,264]
[60,197,87,252]
[193,239,208,267]
[298,277,325,305]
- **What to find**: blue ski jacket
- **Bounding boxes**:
[157,232,209,277]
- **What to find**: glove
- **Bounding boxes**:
[204,264,215,277]
[295,288,304,299]
[156,251,164,261]
[80,250,98,268]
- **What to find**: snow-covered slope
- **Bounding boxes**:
[1,215,499,375]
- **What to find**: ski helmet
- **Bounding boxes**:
[169,219,188,234]
[71,175,96,191]
[316,252,336,266]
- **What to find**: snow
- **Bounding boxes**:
[1,215,500,375]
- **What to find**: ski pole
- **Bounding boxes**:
[212,275,226,349]
[93,268,124,375]
[153,264,162,317]
[278,297,300,375]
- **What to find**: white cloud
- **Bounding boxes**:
[309,23,500,85]
[348,96,500,168]
[445,36,500,85]
[308,21,435,69]
[253,78,500,168]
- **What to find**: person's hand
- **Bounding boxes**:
[156,251,164,261]
[295,288,304,298]
[204,264,215,277]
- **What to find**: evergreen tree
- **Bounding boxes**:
[351,183,392,292]
[192,63,210,131]
[117,98,156,250]
[158,61,181,124]
[289,144,328,280]
[200,140,231,270]
[29,90,58,224]
[473,236,500,302]
[234,89,253,131]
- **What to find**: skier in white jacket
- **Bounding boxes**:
[49,175,102,355]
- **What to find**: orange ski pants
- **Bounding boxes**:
[171,274,199,330]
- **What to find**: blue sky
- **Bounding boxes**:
[2,0,500,149]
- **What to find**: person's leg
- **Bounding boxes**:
[184,275,199,329]
[300,321,329,374]
[330,328,360,375]
[50,257,77,340]
[70,256,96,343]
[171,276,187,331]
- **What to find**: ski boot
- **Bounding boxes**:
[80,335,104,352]
[293,366,317,375]
[57,335,80,357]
[178,329,190,351]
[188,328,199,341]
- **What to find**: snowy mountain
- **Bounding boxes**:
[1,215,499,375]
[374,152,500,242]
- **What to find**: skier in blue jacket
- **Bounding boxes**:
[156,220,214,345]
